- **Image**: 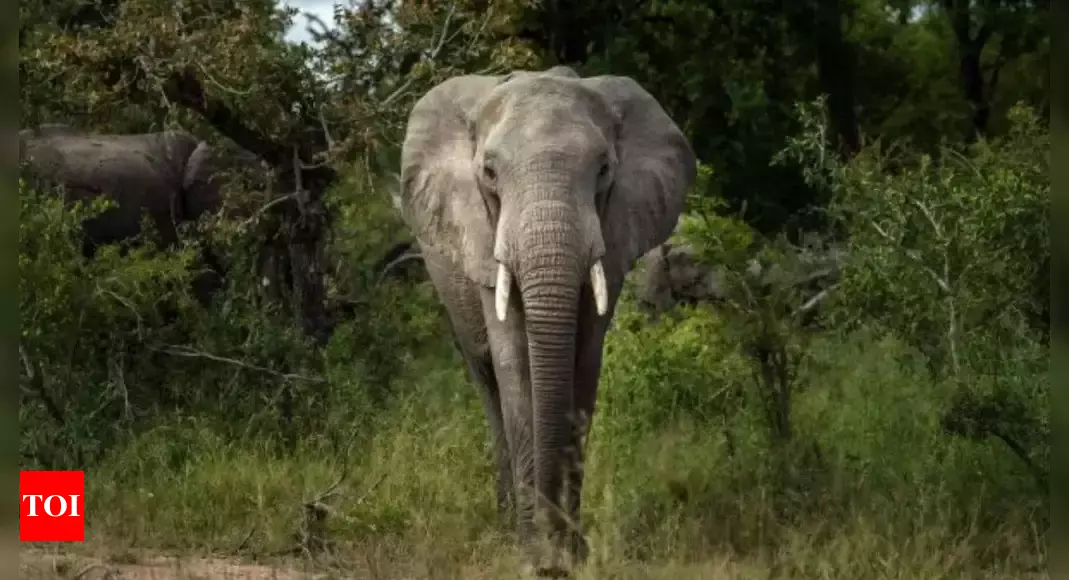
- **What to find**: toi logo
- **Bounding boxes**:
[19,471,85,542]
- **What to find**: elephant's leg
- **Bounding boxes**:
[191,245,226,307]
[459,341,515,523]
[479,286,537,550]
[561,280,623,565]
[423,254,520,531]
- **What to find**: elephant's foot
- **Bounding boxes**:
[522,529,589,578]
[495,485,516,529]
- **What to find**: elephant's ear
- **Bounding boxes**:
[583,76,697,278]
[399,74,506,287]
[182,141,225,220]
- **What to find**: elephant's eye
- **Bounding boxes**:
[597,152,613,181]
[484,165,497,182]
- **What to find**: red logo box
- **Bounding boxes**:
[20,471,85,542]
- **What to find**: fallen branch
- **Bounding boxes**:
[792,282,839,318]
[152,344,326,383]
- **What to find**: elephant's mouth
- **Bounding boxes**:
[493,259,608,323]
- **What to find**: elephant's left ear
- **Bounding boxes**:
[582,76,697,276]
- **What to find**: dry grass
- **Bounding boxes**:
[32,410,1045,579]
[22,331,1047,579]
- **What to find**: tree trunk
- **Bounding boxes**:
[813,0,861,159]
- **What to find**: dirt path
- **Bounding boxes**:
[19,548,339,580]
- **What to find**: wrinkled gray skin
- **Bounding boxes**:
[399,66,696,576]
[635,242,727,315]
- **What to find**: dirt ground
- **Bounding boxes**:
[19,545,1053,580]
[19,549,337,580]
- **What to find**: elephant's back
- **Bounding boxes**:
[22,132,194,198]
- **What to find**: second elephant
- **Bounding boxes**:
[634,240,844,321]
[20,125,263,253]
[19,125,266,303]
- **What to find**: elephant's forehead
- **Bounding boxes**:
[492,77,614,124]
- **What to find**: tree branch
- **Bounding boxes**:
[19,346,66,426]
[152,344,326,383]
[868,219,951,293]
[160,69,336,187]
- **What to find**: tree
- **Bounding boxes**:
[933,0,1049,139]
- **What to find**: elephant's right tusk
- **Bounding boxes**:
[591,260,609,315]
[495,263,512,322]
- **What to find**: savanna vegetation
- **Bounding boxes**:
[19,0,1049,577]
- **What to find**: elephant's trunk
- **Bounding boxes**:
[513,198,586,547]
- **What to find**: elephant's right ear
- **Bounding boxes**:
[399,74,506,288]
[182,141,227,220]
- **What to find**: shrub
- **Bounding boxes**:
[19,179,202,467]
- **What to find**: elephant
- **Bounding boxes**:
[397,66,696,575]
[635,239,845,326]
[19,125,266,303]
[18,123,84,140]
[634,242,728,315]
[20,125,263,250]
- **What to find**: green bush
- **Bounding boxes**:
[779,100,1049,370]
[771,98,1049,489]
[19,180,204,467]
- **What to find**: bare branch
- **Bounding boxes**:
[239,193,298,229]
[19,346,66,426]
[429,3,458,60]
[95,286,144,338]
[196,62,254,97]
[107,348,132,421]
[319,109,336,151]
[792,283,839,319]
[309,471,349,505]
[377,250,424,284]
[380,2,458,109]
[868,220,951,293]
[379,77,417,108]
[910,198,944,241]
[466,4,498,52]
[152,344,326,383]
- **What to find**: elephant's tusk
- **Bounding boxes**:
[591,260,609,316]
[495,263,512,322]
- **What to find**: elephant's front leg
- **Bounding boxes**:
[424,255,516,526]
[479,286,536,546]
[561,278,624,564]
[462,350,515,521]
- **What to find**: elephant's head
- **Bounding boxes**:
[181,141,266,222]
[403,65,694,314]
[401,67,695,548]
[637,242,729,315]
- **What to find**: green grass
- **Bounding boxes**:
[55,318,1045,579]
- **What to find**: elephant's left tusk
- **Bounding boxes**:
[590,260,609,316]
[495,263,512,322]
